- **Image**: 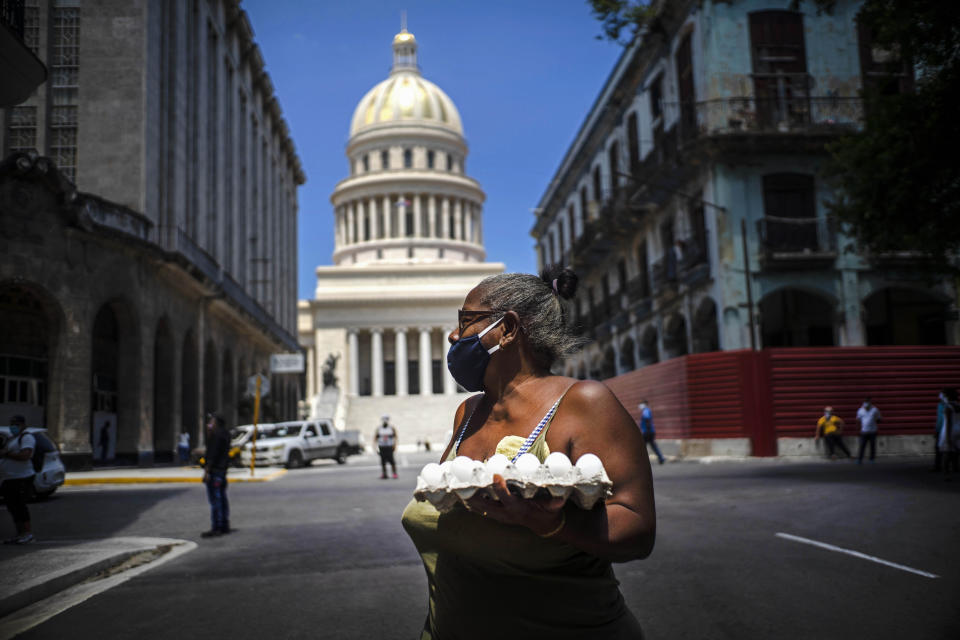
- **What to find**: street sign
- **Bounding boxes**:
[270,353,304,373]
[247,373,270,397]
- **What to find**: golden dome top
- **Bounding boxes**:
[393,30,416,45]
[349,72,463,137]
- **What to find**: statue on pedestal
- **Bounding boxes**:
[322,353,340,389]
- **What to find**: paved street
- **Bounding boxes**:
[4,453,959,640]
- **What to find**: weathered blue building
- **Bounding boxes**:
[531,0,956,379]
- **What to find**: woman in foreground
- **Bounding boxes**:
[401,266,656,639]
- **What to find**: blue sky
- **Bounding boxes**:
[242,1,624,300]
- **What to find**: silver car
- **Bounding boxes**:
[0,426,66,498]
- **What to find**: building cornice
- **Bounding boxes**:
[331,171,485,204]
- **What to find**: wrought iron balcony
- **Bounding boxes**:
[756,215,837,268]
[675,94,863,139]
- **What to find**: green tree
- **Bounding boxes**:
[588,0,960,272]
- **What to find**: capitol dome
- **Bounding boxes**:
[349,29,463,137]
[331,28,486,268]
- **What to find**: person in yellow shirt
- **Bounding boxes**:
[815,406,851,460]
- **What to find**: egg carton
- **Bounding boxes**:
[413,452,613,513]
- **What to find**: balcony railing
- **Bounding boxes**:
[757,216,837,267]
[669,94,863,140]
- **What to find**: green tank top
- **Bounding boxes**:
[401,394,643,639]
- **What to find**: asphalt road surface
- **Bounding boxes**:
[11,453,960,639]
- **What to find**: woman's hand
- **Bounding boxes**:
[463,474,566,536]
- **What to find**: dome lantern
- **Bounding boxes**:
[392,29,418,73]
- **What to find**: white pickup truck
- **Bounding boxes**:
[239,420,364,468]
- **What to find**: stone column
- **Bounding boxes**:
[441,198,451,239]
[442,326,455,394]
[347,328,359,395]
[840,269,864,346]
[419,327,433,395]
[454,199,463,241]
[349,202,358,243]
[383,195,392,238]
[371,328,383,396]
[370,198,380,240]
[394,327,408,396]
[413,194,423,238]
[428,195,437,238]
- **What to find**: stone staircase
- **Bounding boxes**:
[345,393,473,450]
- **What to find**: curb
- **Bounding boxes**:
[64,469,288,485]
[0,548,139,620]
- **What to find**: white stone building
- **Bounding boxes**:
[299,29,503,447]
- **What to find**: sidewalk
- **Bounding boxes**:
[0,536,195,636]
[63,465,287,485]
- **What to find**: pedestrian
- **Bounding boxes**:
[375,415,398,479]
[933,389,949,472]
[402,266,654,638]
[937,388,960,480]
[177,430,191,465]
[201,413,231,537]
[638,399,665,464]
[1,415,36,544]
[856,397,882,464]
[815,406,851,460]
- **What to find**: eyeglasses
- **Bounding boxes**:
[456,309,502,335]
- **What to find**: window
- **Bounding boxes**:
[542,241,551,267]
[636,241,650,298]
[857,20,913,98]
[601,274,612,316]
[557,219,565,256]
[362,154,369,172]
[403,148,412,168]
[446,154,453,171]
[305,425,318,437]
[749,11,809,128]
[580,187,589,222]
[49,6,81,182]
[762,173,817,251]
[567,204,576,241]
[617,259,628,293]
[381,149,389,169]
[675,32,695,135]
[5,106,37,155]
[649,74,663,120]
[319,422,331,436]
[550,229,558,266]
[608,142,620,192]
[592,165,603,208]
[627,113,640,174]
[23,0,40,55]
[427,150,435,169]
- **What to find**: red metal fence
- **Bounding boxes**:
[603,346,960,456]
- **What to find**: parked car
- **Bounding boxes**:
[240,420,364,468]
[0,426,66,499]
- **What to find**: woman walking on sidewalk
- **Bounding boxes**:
[1,415,36,544]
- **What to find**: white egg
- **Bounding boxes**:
[420,463,444,486]
[451,456,476,483]
[575,453,604,478]
[485,453,511,477]
[544,452,572,477]
[514,453,542,479]
[439,460,453,476]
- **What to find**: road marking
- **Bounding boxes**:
[775,532,939,579]
[0,538,197,639]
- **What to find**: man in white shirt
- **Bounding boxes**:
[375,415,398,479]
[856,398,882,464]
[0,415,36,544]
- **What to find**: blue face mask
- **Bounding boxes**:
[446,316,503,392]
